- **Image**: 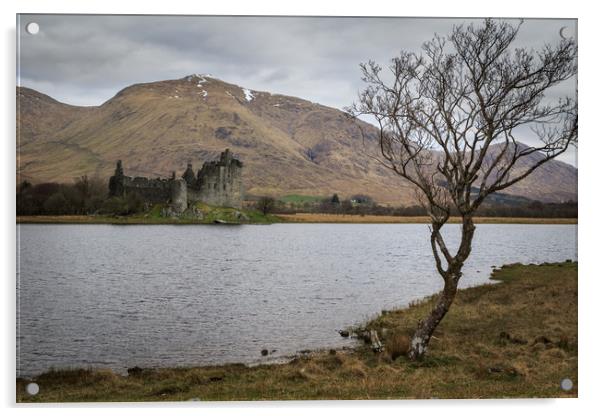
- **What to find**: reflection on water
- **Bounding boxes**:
[17,223,576,376]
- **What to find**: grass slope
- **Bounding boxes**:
[16,262,577,401]
[16,203,279,225]
[278,194,325,204]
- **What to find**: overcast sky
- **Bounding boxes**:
[17,15,577,165]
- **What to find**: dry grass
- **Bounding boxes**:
[276,213,577,224]
[385,332,411,361]
[16,262,577,402]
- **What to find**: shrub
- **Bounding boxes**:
[255,196,275,215]
[43,192,70,215]
[100,193,145,216]
[17,176,109,215]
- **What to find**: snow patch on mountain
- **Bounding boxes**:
[242,88,254,102]
[185,74,213,85]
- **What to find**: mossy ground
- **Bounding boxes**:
[16,262,577,402]
[16,202,280,225]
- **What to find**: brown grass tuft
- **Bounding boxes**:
[385,332,411,361]
[35,368,118,387]
[341,363,368,379]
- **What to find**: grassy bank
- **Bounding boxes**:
[17,203,279,225]
[16,262,577,402]
[277,213,577,224]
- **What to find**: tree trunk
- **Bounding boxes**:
[407,216,475,361]
[407,279,458,360]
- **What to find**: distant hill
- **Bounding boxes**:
[16,75,577,204]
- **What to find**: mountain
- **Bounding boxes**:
[16,75,577,204]
[481,142,578,203]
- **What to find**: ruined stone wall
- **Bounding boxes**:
[122,176,172,203]
[170,179,188,212]
[108,149,243,209]
[193,149,243,208]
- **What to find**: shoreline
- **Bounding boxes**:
[16,214,278,225]
[275,213,577,224]
[16,214,577,225]
[17,261,577,401]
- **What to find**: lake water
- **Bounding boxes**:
[16,223,577,377]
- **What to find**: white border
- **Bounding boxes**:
[2,1,600,415]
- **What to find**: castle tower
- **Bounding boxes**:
[194,149,243,208]
[220,148,232,164]
[170,179,188,213]
[182,163,196,187]
[115,160,124,177]
[108,160,125,197]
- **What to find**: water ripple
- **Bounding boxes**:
[16,223,576,377]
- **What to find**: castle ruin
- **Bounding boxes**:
[108,149,243,211]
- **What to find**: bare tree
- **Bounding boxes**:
[348,19,577,360]
[256,196,276,215]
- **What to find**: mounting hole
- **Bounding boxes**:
[26,22,40,35]
[26,382,39,396]
[559,26,575,40]
[560,378,573,391]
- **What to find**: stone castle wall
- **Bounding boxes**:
[194,150,243,208]
[122,176,172,203]
[108,149,243,210]
[170,179,188,212]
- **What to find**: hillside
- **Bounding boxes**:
[16,75,577,204]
